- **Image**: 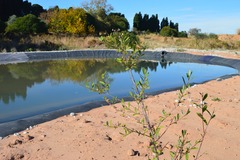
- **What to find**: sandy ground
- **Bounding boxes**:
[0,51,239,160]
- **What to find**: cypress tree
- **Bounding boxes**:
[133,12,142,31]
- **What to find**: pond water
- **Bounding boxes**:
[0,59,238,123]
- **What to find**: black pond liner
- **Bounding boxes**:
[0,50,239,137]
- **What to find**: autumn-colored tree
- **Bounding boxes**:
[48,8,95,35]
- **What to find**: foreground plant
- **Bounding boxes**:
[87,31,215,160]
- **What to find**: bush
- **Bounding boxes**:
[208,33,218,39]
[5,14,47,35]
[178,31,188,37]
[160,26,178,37]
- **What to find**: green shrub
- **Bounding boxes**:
[178,31,188,37]
[5,14,47,35]
[160,26,178,37]
[208,33,218,39]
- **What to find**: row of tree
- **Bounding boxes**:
[0,0,130,35]
[133,12,160,32]
[0,0,187,37]
[133,12,187,37]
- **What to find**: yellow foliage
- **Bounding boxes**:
[49,8,95,35]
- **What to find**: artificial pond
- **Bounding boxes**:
[0,58,238,123]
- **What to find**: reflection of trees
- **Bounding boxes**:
[135,61,159,72]
[159,58,173,69]
[0,64,45,104]
[0,59,170,105]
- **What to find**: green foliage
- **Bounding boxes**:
[208,33,218,39]
[211,97,221,102]
[100,31,146,70]
[188,28,201,37]
[178,31,188,38]
[89,31,216,160]
[133,12,142,31]
[7,15,17,25]
[48,8,95,35]
[160,26,178,37]
[107,13,129,31]
[5,14,47,35]
[133,12,159,32]
[160,17,169,30]
[86,72,111,94]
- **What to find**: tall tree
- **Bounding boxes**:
[142,14,149,31]
[82,0,113,21]
[148,14,159,32]
[133,12,142,31]
[160,17,169,30]
[108,13,129,31]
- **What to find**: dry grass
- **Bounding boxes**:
[1,33,240,52]
[140,34,240,51]
[30,34,105,50]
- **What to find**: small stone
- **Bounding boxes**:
[127,149,140,156]
[23,131,28,135]
[70,112,76,116]
[79,113,83,117]
[229,99,233,102]
[13,139,23,145]
[84,120,92,123]
[104,135,112,141]
[41,134,47,138]
[25,135,34,141]
[175,99,180,103]
[216,78,222,81]
[0,137,3,140]
[14,133,20,136]
[191,84,197,88]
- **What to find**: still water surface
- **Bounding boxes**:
[0,59,237,123]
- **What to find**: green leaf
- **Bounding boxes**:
[182,130,187,137]
[202,93,208,101]
[155,127,161,137]
[197,113,208,125]
[211,114,216,119]
[170,151,175,158]
[202,105,207,112]
[185,152,189,160]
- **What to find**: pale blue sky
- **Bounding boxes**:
[28,0,240,34]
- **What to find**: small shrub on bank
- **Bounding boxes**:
[88,31,216,160]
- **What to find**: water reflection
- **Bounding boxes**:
[0,59,170,104]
